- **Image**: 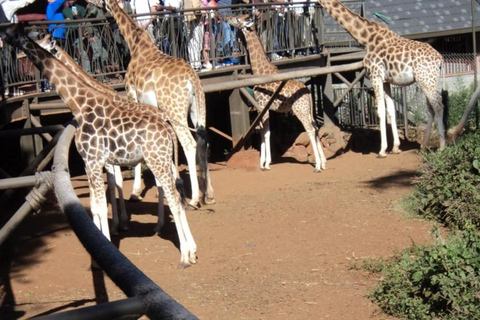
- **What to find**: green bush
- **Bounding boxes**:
[412,131,480,229]
[446,80,476,130]
[370,225,480,320]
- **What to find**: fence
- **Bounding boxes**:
[0,1,367,97]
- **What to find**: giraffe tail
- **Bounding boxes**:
[195,125,209,203]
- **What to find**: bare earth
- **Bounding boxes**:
[6,149,434,319]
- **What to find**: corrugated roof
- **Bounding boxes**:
[323,0,480,42]
[365,0,480,36]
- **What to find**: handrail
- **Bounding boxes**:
[0,2,365,99]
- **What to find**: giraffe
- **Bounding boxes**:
[6,27,197,267]
[318,0,445,157]
[34,34,162,236]
[104,0,215,208]
[226,15,327,172]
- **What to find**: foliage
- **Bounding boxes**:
[446,79,476,130]
[370,225,480,320]
[411,131,480,229]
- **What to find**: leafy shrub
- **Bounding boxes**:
[446,79,476,130]
[370,225,480,320]
[412,131,480,229]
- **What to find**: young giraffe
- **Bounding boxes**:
[104,0,215,208]
[6,28,197,267]
[318,0,445,156]
[226,15,327,172]
[34,34,167,236]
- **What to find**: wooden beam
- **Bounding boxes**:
[203,61,364,93]
[208,126,233,142]
[230,81,287,154]
[333,68,367,108]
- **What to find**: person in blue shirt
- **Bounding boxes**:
[46,0,68,46]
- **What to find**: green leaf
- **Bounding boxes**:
[411,271,423,283]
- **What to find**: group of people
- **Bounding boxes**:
[46,0,128,78]
[1,0,320,97]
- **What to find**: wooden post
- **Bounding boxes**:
[320,55,337,126]
[228,88,250,148]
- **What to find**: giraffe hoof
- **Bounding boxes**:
[261,167,271,171]
[391,149,401,155]
[377,154,387,159]
[313,168,322,173]
[177,263,192,269]
[129,194,143,202]
[187,203,200,211]
[204,197,216,205]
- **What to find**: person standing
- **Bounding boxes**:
[0,0,37,23]
[111,0,133,67]
[156,0,181,55]
[184,0,203,71]
[201,0,217,70]
[46,0,68,46]
[131,0,158,42]
[62,0,89,70]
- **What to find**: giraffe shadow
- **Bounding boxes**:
[345,127,420,155]
[111,201,182,253]
[363,169,419,190]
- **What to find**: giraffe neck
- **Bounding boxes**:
[318,0,392,47]
[105,0,155,55]
[53,45,117,95]
[242,29,278,75]
[12,35,90,117]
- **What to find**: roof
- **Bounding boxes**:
[323,0,480,42]
[365,0,480,37]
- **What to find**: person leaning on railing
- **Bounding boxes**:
[184,0,204,71]
[46,0,68,47]
[131,0,158,42]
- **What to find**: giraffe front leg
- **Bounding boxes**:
[129,163,143,202]
[384,85,401,154]
[260,118,271,170]
[374,82,388,158]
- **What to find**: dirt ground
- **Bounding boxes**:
[2,147,435,320]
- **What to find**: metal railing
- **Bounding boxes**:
[0,1,365,98]
[334,86,408,129]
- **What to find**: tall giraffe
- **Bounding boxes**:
[104,0,215,208]
[6,28,197,267]
[226,15,327,172]
[318,0,445,156]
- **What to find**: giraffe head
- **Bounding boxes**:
[16,34,54,59]
[225,14,255,31]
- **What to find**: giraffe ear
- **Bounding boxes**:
[245,19,254,29]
